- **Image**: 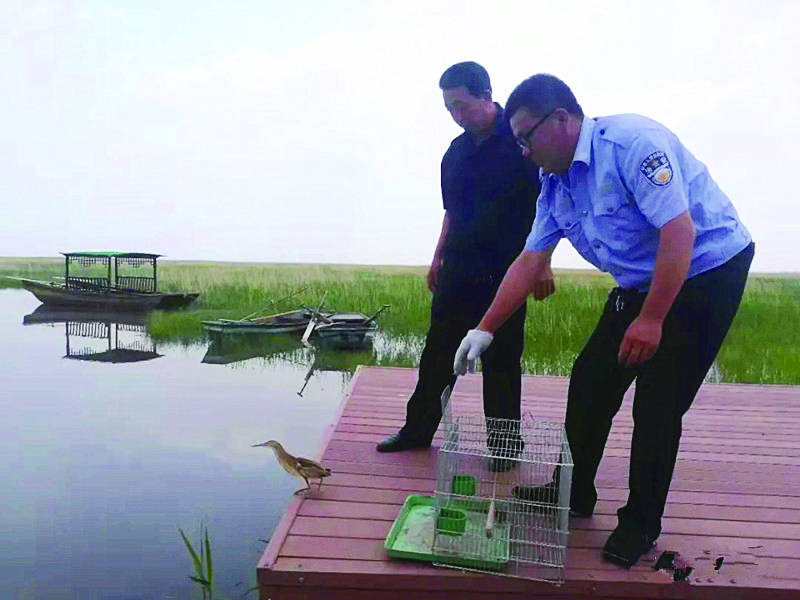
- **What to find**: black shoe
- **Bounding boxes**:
[487,432,524,472]
[376,432,430,453]
[513,482,558,504]
[602,523,656,569]
[512,483,594,517]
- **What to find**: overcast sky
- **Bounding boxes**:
[2,0,798,272]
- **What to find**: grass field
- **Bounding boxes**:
[2,258,798,384]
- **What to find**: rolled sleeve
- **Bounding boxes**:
[524,195,562,251]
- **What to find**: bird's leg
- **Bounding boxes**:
[293,477,311,496]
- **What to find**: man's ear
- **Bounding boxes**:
[553,107,570,122]
[480,90,493,102]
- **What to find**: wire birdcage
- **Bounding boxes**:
[432,384,573,584]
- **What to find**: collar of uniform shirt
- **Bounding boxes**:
[570,116,596,167]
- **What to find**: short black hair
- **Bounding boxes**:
[439,61,492,98]
[506,73,583,121]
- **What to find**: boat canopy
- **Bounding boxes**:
[61,252,162,258]
[61,252,160,292]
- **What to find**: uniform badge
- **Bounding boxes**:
[639,151,673,187]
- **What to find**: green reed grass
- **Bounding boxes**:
[179,525,214,600]
[0,257,63,287]
[3,258,799,383]
[147,262,432,339]
[714,276,800,383]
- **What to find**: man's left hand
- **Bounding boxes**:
[618,315,663,367]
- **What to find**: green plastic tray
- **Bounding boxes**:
[384,494,509,570]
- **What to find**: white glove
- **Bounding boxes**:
[453,329,494,375]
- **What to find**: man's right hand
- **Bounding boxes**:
[453,329,494,375]
[532,262,556,300]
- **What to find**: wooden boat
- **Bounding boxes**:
[202,305,389,349]
[16,252,199,311]
[313,312,380,348]
[202,308,326,334]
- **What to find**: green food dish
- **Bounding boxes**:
[384,494,509,571]
[436,507,467,536]
[451,474,476,496]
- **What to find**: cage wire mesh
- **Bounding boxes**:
[432,384,573,583]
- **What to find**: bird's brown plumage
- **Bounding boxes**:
[253,440,331,493]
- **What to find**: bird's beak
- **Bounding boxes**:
[252,443,267,447]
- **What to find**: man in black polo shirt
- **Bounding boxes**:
[377,62,551,470]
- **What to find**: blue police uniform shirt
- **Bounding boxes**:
[524,114,752,290]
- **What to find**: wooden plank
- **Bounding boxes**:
[326,438,800,466]
[266,551,800,597]
[283,525,800,579]
[320,461,800,498]
[267,554,800,589]
[343,389,800,411]
[291,515,390,538]
[586,515,800,541]
[333,428,800,454]
[334,424,800,448]
[337,415,799,439]
[312,482,800,511]
[260,580,800,600]
[297,500,400,520]
[262,589,634,600]
[298,489,800,524]
[342,397,800,418]
[343,396,800,417]
[288,505,800,543]
[320,457,800,494]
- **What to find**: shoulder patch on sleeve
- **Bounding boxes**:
[639,151,673,187]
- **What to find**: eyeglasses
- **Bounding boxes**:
[515,109,555,150]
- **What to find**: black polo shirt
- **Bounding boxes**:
[440,105,540,276]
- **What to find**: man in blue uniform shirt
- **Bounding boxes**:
[377,62,551,470]
[453,73,754,567]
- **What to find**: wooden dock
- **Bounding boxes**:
[258,366,800,599]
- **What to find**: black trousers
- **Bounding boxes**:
[400,268,526,444]
[566,242,754,539]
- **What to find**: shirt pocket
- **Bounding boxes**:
[552,199,592,258]
[592,194,645,252]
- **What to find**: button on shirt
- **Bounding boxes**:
[442,105,540,275]
[524,114,752,290]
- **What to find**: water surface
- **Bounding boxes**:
[0,289,387,599]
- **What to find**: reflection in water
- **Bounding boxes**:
[202,331,379,396]
[23,305,162,363]
[5,291,426,599]
[202,331,306,366]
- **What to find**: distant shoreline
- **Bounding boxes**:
[1,257,795,278]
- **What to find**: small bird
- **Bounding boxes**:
[253,440,331,494]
